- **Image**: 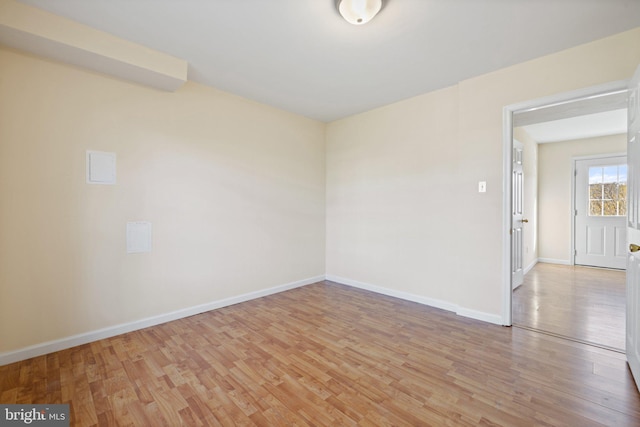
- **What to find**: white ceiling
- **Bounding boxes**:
[15,0,640,122]
[522,109,627,144]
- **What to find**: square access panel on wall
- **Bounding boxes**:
[86,150,116,184]
[127,221,152,254]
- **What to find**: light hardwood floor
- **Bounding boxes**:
[1,281,639,426]
[513,263,625,351]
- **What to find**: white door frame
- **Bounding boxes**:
[571,153,627,269]
[501,80,629,325]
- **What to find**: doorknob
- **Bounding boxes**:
[631,244,640,253]
[521,219,529,223]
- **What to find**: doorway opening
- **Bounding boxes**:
[502,81,629,351]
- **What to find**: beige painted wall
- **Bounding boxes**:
[327,28,640,319]
[538,134,627,263]
[326,86,460,305]
[0,48,326,353]
[514,127,538,272]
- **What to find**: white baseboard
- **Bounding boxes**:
[0,275,325,367]
[538,258,571,265]
[325,275,502,326]
[455,307,503,325]
[524,259,538,275]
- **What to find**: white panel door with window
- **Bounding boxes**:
[575,156,627,269]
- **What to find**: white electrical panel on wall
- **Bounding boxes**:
[126,221,152,254]
[86,150,116,184]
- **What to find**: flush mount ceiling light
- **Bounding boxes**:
[337,0,383,25]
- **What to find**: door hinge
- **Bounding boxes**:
[575,209,578,216]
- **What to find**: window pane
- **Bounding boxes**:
[589,167,603,184]
[589,184,602,200]
[603,182,617,200]
[587,164,627,216]
[603,166,618,183]
[603,200,617,215]
[619,200,627,216]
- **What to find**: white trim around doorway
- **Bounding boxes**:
[501,80,629,326]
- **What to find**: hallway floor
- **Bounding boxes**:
[513,262,625,351]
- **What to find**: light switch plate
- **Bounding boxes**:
[478,181,487,193]
[87,150,116,184]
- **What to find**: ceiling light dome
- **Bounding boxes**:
[337,0,383,25]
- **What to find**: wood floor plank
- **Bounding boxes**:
[1,281,639,426]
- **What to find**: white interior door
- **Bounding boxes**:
[626,63,640,391]
[512,139,525,289]
[575,156,627,270]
